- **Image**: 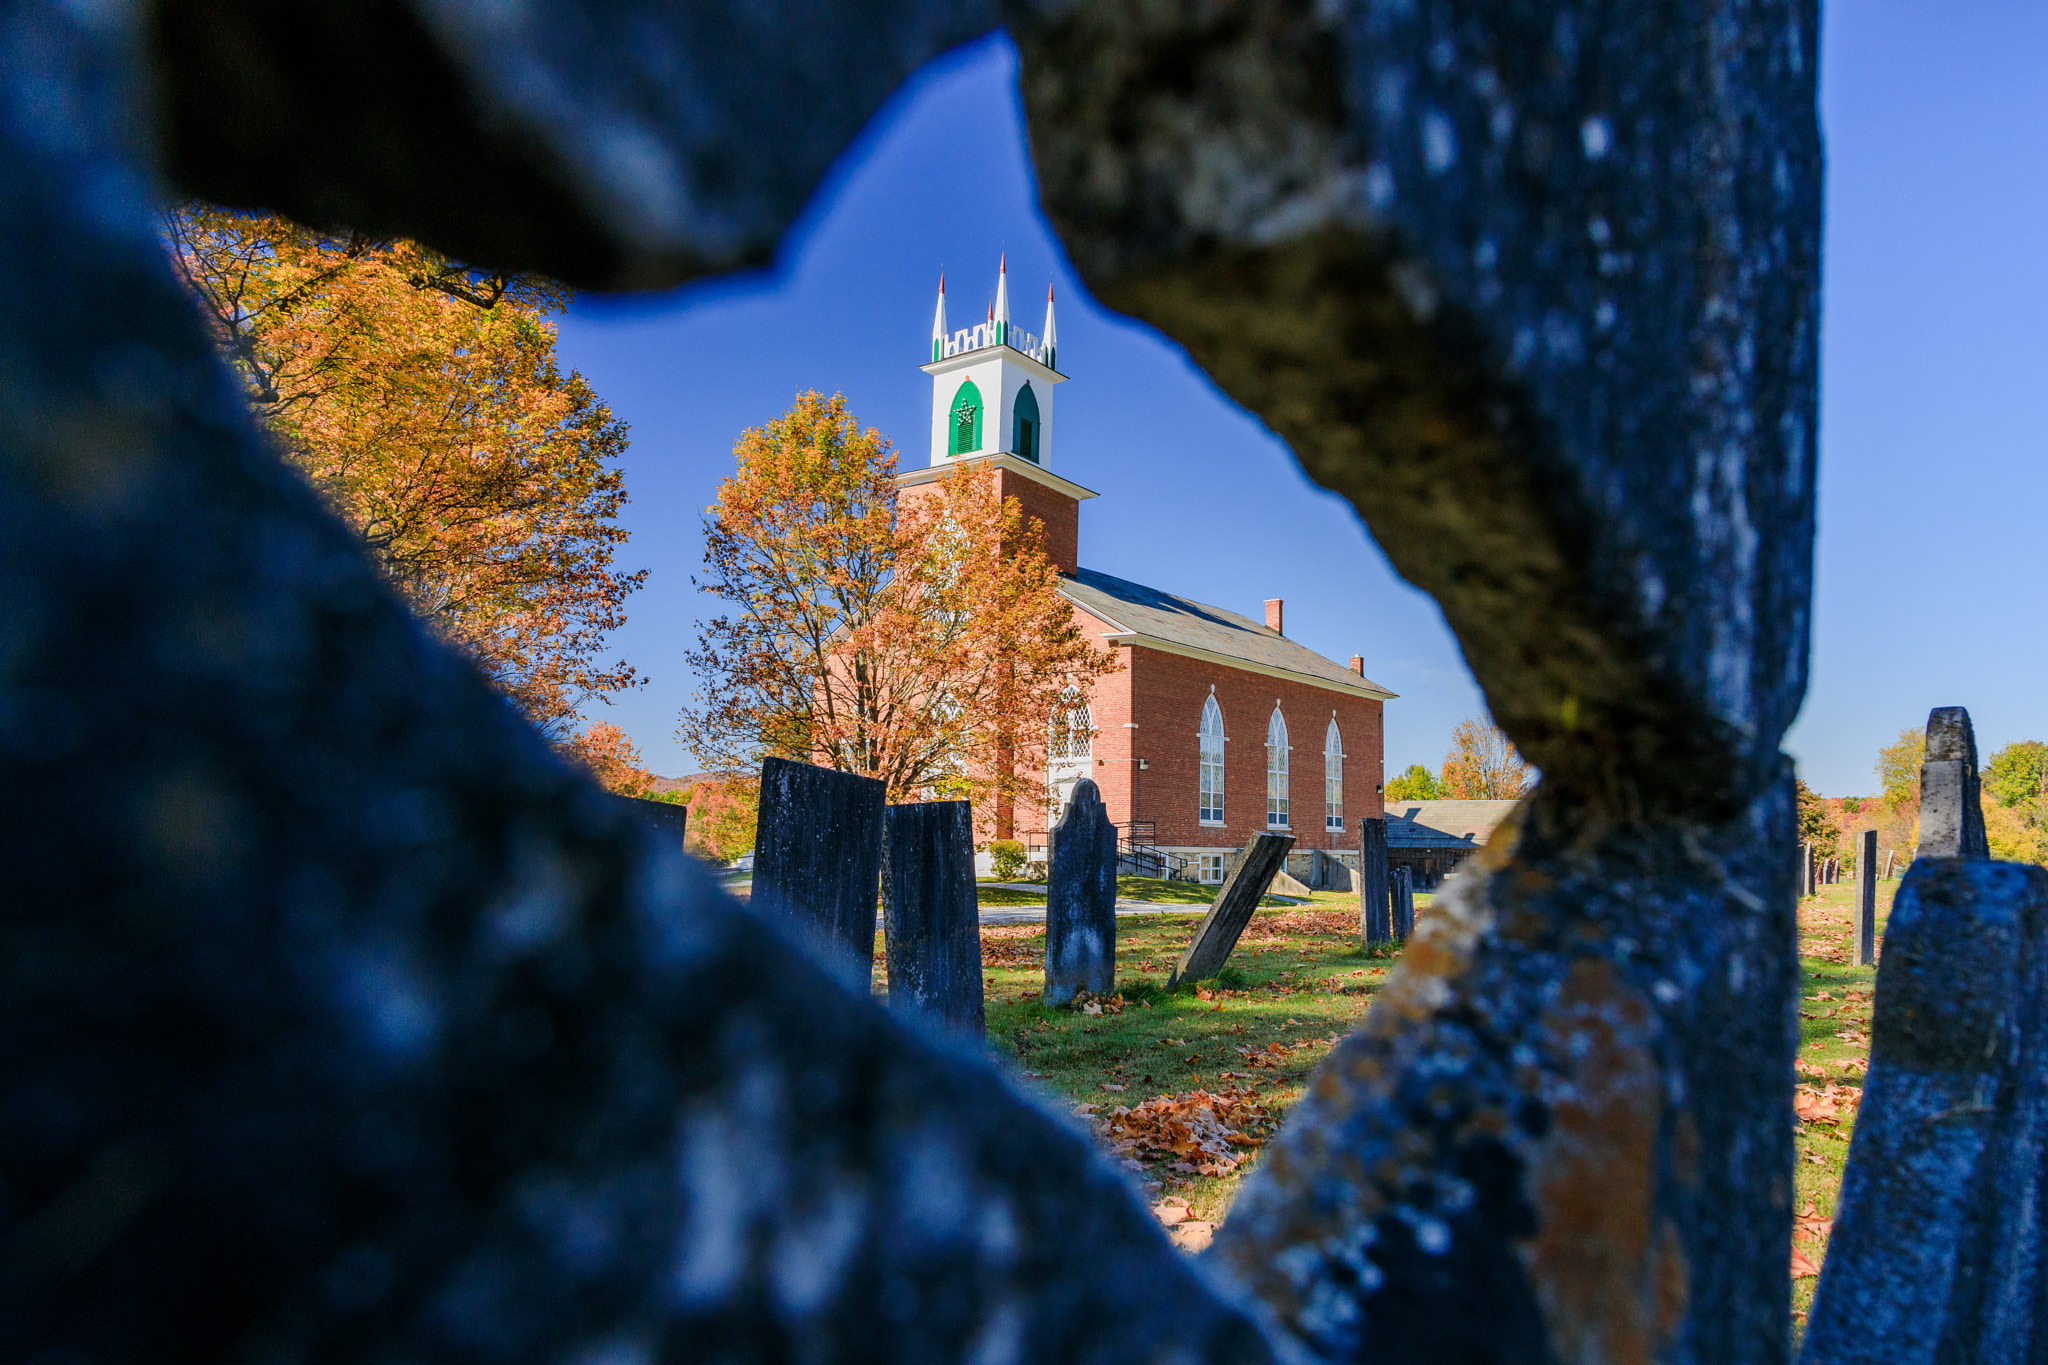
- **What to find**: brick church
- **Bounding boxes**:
[897,261,1394,882]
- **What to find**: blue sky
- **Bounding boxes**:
[557,3,2047,795]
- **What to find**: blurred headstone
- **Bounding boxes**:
[1358,816,1391,946]
[1045,779,1117,1006]
[753,757,886,987]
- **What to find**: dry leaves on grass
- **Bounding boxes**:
[1791,1246,1820,1279]
[1794,1082,1863,1126]
[1795,1200,1833,1244]
[979,927,1043,967]
[1087,1088,1275,1177]
[1237,1040,1313,1070]
[1074,992,1125,1016]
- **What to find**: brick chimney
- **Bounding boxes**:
[1264,598,1284,634]
[1349,655,1364,676]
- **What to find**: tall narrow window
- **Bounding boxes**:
[1199,695,1225,823]
[1048,689,1093,763]
[1013,382,1041,463]
[1325,718,1344,831]
[949,380,982,455]
[1267,707,1289,828]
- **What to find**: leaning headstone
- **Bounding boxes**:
[1392,866,1416,941]
[752,756,886,987]
[621,794,687,847]
[1919,705,1990,859]
[1358,817,1391,945]
[1856,829,1879,967]
[1168,833,1294,988]
[1044,779,1117,1006]
[884,800,985,1037]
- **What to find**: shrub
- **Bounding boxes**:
[989,839,1026,880]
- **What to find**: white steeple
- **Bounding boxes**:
[993,253,1010,342]
[1042,283,1057,372]
[921,256,1065,469]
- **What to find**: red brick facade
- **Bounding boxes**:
[898,456,1386,857]
[1076,634,1385,853]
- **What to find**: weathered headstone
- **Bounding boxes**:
[884,800,985,1037]
[1168,833,1293,989]
[1805,840,1817,897]
[1856,829,1879,967]
[1358,816,1391,946]
[1391,865,1416,941]
[1044,778,1117,1006]
[1919,705,1991,859]
[621,794,688,847]
[752,756,886,987]
[1805,709,2048,1361]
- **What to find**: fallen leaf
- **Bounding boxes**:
[1101,1083,1127,1093]
[1791,1247,1820,1279]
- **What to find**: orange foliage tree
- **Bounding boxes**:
[685,779,762,864]
[161,204,644,737]
[678,391,1118,833]
[562,722,659,798]
[1438,715,1534,800]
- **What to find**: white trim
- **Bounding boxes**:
[1087,629,1399,700]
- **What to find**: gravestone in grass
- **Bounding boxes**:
[1167,832,1293,989]
[753,756,886,988]
[1391,866,1415,941]
[1856,828,1879,967]
[1805,709,2048,1362]
[1358,816,1391,946]
[1045,778,1117,1006]
[884,800,985,1037]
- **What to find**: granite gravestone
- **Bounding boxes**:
[1358,815,1391,946]
[1806,709,2048,1362]
[1045,778,1117,1006]
[884,800,985,1037]
[1856,829,1879,968]
[1167,833,1293,989]
[752,756,887,987]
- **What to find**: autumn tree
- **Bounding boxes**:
[686,779,761,864]
[1795,778,1836,858]
[677,391,1118,831]
[1873,725,1925,871]
[563,722,659,798]
[161,203,643,737]
[1384,764,1442,802]
[1438,716,1533,800]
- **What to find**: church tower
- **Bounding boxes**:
[923,257,1063,468]
[900,258,1095,574]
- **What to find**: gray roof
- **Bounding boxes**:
[1384,800,1520,850]
[1061,567,1395,699]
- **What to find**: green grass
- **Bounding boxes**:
[894,872,1885,1324]
[973,873,1307,910]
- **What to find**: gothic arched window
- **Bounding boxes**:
[1199,694,1225,823]
[949,380,982,455]
[1049,689,1093,762]
[1266,706,1289,828]
[1325,718,1344,831]
[1013,382,1041,463]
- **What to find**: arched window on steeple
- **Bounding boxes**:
[1012,382,1041,463]
[1325,718,1344,831]
[1199,694,1224,824]
[1267,707,1290,828]
[949,380,982,456]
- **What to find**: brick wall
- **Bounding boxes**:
[995,467,1079,574]
[1116,647,1384,852]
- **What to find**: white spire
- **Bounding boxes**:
[1042,282,1057,369]
[993,253,1010,342]
[931,273,947,362]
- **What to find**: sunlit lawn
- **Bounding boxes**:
[903,873,1893,1309]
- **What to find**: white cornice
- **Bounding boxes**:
[921,343,1066,384]
[897,452,1098,502]
[1092,629,1399,701]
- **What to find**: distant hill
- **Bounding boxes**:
[647,772,718,796]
